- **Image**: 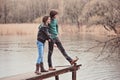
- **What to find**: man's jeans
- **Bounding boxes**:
[48,37,72,67]
[37,41,44,64]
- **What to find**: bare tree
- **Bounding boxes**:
[3,0,8,23]
[63,0,86,27]
[0,0,3,22]
[82,0,120,58]
[81,0,120,33]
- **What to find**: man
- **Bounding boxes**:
[48,10,79,71]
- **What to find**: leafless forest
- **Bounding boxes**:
[0,0,119,27]
[0,0,86,24]
[0,0,120,31]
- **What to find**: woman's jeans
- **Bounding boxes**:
[37,41,44,64]
[48,37,72,67]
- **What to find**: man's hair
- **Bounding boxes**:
[42,16,50,24]
[50,10,58,19]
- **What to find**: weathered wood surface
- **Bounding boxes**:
[0,64,81,80]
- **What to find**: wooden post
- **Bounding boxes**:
[72,71,76,80]
[72,63,77,80]
[55,75,59,80]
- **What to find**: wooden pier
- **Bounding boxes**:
[0,63,81,80]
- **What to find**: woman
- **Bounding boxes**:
[48,10,79,71]
[35,16,51,74]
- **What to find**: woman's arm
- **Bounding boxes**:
[41,27,51,40]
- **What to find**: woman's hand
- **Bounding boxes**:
[48,39,51,42]
[54,44,57,47]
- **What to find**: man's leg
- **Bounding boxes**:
[48,41,54,68]
[55,37,79,65]
[55,37,72,62]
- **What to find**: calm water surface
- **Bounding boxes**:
[0,34,120,80]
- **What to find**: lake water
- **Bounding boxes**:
[0,34,120,80]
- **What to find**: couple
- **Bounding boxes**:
[35,10,79,74]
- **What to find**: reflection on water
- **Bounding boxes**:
[0,34,120,80]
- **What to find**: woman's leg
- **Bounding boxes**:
[37,41,44,64]
[35,41,44,74]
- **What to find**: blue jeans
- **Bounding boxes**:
[36,41,44,64]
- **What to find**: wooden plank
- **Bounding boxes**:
[0,64,81,80]
[27,64,81,80]
[0,72,37,80]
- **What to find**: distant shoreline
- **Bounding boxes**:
[0,24,117,37]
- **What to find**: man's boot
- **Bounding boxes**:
[70,57,79,65]
[40,62,48,72]
[35,63,41,74]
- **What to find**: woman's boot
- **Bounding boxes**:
[35,63,41,74]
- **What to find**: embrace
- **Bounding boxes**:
[35,10,79,74]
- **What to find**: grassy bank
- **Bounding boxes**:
[0,24,117,36]
[0,24,38,35]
